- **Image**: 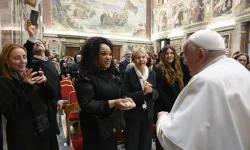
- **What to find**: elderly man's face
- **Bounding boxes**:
[183,43,204,76]
[125,53,132,61]
[76,55,82,62]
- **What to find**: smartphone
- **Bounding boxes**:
[31,60,41,77]
[30,10,39,25]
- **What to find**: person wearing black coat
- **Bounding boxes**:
[74,37,136,150]
[119,51,132,77]
[122,48,159,150]
[24,20,62,136]
[0,44,56,150]
[179,52,191,86]
[154,46,184,150]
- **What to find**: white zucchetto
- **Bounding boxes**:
[189,29,226,51]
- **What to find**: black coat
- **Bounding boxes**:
[122,68,159,120]
[24,40,61,134]
[0,77,59,150]
[74,70,123,150]
[119,60,130,75]
[154,67,182,122]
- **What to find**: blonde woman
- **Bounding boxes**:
[122,47,159,150]
[0,44,59,150]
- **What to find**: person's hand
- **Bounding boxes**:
[57,101,63,111]
[144,83,153,95]
[35,70,47,84]
[26,20,38,39]
[157,111,169,119]
[23,68,39,85]
[116,98,136,110]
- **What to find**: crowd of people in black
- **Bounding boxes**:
[1,20,250,150]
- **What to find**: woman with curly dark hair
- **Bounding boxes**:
[74,37,136,150]
[154,45,184,149]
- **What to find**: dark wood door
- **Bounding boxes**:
[246,22,250,54]
[113,45,121,61]
[65,47,80,57]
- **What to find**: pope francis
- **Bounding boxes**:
[157,29,250,150]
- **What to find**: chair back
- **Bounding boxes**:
[61,85,74,100]
[118,131,124,144]
[65,103,82,150]
[60,80,72,86]
[72,77,76,86]
[72,115,83,150]
[69,91,78,104]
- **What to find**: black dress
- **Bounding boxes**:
[74,70,123,150]
[0,77,59,150]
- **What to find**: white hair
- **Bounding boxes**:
[184,40,226,58]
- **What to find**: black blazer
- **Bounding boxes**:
[122,68,159,120]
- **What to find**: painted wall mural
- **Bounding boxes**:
[152,5,168,34]
[221,34,230,49]
[213,0,233,17]
[171,3,184,28]
[170,39,182,54]
[126,44,154,53]
[52,0,147,38]
[187,0,204,24]
[247,0,250,8]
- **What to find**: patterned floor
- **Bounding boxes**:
[57,113,70,150]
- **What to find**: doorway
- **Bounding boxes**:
[113,45,121,61]
[65,47,80,57]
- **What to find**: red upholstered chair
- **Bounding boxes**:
[71,104,83,150]
[72,77,76,86]
[58,85,74,126]
[69,91,78,104]
[60,80,72,86]
[60,85,74,108]
[118,131,124,145]
[65,103,81,145]
[152,124,157,141]
[72,134,83,150]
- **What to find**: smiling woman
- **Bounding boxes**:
[153,45,184,149]
[122,47,159,150]
[74,37,136,150]
[0,44,59,150]
[0,45,27,79]
[98,44,113,70]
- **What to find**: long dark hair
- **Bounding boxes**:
[80,37,115,74]
[156,45,184,89]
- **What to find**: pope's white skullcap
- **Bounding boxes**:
[189,29,226,51]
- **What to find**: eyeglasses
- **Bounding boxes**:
[34,41,45,51]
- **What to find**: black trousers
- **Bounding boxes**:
[83,131,118,150]
[124,111,153,150]
[0,116,2,150]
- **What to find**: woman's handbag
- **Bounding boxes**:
[94,108,126,139]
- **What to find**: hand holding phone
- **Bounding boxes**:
[30,10,39,25]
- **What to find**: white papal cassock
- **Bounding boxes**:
[157,56,250,150]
